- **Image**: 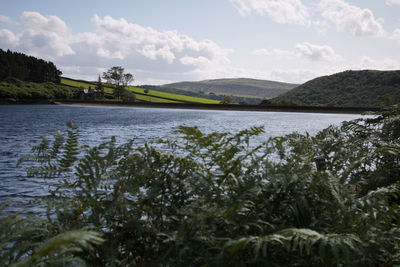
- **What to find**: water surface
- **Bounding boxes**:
[0,104,363,211]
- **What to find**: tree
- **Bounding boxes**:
[96,75,104,94]
[102,66,123,86]
[102,66,134,86]
[122,90,136,103]
[102,66,134,100]
[123,73,134,86]
[220,95,234,104]
[113,86,125,100]
[0,49,62,83]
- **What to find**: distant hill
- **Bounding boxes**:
[163,78,298,100]
[275,70,400,107]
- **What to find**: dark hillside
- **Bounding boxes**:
[275,70,400,107]
[0,49,62,83]
[0,49,76,103]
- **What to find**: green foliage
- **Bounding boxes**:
[220,95,234,104]
[260,98,301,106]
[0,49,62,83]
[277,70,400,107]
[0,79,80,103]
[4,105,400,265]
[113,85,125,100]
[102,66,134,87]
[122,90,136,103]
[0,202,103,267]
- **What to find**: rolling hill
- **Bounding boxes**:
[275,70,400,107]
[163,78,298,100]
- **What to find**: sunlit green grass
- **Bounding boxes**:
[61,78,219,104]
[61,78,95,89]
[126,86,220,104]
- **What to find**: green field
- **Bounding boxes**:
[61,78,96,89]
[126,86,220,104]
[61,78,220,104]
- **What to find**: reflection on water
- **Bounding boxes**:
[0,104,363,210]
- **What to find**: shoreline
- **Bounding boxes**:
[54,100,382,114]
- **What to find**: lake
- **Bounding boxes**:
[0,104,364,213]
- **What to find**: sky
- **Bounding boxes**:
[1,0,400,85]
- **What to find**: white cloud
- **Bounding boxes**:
[90,15,231,65]
[252,48,294,57]
[85,14,232,69]
[180,56,211,68]
[21,11,69,34]
[317,0,385,37]
[0,12,233,84]
[140,45,175,63]
[295,42,341,61]
[0,14,12,24]
[230,0,309,25]
[253,42,340,62]
[386,0,400,6]
[2,11,76,58]
[0,29,19,48]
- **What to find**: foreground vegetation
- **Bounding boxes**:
[1,105,399,266]
[276,70,400,107]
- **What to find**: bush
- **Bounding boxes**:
[0,80,79,103]
[3,106,400,266]
[122,91,136,103]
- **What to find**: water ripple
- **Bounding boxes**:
[0,104,363,214]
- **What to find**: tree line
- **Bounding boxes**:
[0,48,138,103]
[0,49,62,83]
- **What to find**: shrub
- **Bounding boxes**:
[4,106,400,266]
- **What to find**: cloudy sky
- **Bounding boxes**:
[1,0,400,85]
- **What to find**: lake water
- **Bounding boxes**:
[0,104,363,213]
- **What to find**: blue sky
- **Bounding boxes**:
[1,0,400,84]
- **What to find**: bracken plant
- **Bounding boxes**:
[2,105,400,266]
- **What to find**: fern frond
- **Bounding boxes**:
[223,228,361,264]
[58,123,80,170]
[14,229,103,267]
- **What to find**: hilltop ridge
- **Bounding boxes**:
[275,70,400,107]
[163,78,298,100]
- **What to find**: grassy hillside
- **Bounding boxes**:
[0,78,79,103]
[60,78,220,104]
[163,78,298,100]
[275,70,400,107]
